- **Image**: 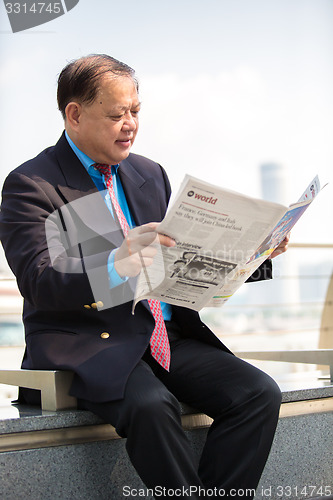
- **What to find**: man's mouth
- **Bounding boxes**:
[117,138,132,147]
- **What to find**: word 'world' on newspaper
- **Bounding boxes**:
[133,175,323,312]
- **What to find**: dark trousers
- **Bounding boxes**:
[79,323,281,499]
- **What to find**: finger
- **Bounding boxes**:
[279,236,290,250]
[131,228,175,250]
[157,233,176,247]
[138,246,158,258]
[270,240,289,259]
[275,235,290,251]
[136,222,160,234]
[125,230,158,253]
[125,235,159,259]
[126,237,132,256]
[138,222,176,247]
[139,256,156,268]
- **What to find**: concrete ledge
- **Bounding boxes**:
[0,383,332,500]
[0,383,332,436]
[1,397,333,454]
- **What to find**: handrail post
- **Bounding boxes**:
[319,271,333,349]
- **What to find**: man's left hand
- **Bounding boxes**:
[269,234,290,259]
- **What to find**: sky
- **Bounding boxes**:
[0,0,332,251]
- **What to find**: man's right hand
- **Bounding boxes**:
[114,222,175,278]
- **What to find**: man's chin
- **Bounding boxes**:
[117,150,131,163]
[104,150,131,165]
[115,143,133,162]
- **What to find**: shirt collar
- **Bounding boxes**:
[65,130,95,172]
[64,131,120,174]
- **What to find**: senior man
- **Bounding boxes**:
[0,54,288,498]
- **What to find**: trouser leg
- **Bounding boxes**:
[79,359,204,497]
[155,335,281,498]
[79,329,281,499]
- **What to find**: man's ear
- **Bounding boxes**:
[65,102,82,130]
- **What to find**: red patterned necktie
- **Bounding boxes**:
[95,164,171,371]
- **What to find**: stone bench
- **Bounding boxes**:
[0,382,332,499]
[1,353,333,499]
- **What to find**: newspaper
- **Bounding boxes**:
[133,175,322,312]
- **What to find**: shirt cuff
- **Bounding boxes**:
[107,249,128,288]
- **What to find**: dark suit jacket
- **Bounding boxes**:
[0,132,272,403]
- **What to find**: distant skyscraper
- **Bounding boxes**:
[248,163,300,307]
[260,163,288,205]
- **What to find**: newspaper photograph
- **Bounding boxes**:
[133,174,322,312]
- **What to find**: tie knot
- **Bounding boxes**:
[94,163,111,178]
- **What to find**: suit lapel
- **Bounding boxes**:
[53,133,123,246]
[54,132,97,200]
[54,135,163,226]
[119,157,163,226]
[51,134,158,315]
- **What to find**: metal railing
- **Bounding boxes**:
[234,243,333,381]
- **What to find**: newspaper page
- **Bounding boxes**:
[208,175,321,307]
[133,175,320,312]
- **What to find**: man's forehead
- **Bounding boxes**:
[111,101,141,111]
[97,76,140,108]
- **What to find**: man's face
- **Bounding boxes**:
[70,75,140,165]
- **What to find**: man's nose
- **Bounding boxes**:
[123,112,137,131]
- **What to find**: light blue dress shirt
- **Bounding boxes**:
[65,132,171,321]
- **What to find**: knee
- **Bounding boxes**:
[254,372,282,414]
[138,390,180,420]
[120,388,181,434]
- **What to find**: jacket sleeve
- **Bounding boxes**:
[0,171,111,311]
[246,259,273,282]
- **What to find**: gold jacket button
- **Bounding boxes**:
[96,301,104,308]
[91,303,98,309]
[100,332,110,339]
[84,305,91,309]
